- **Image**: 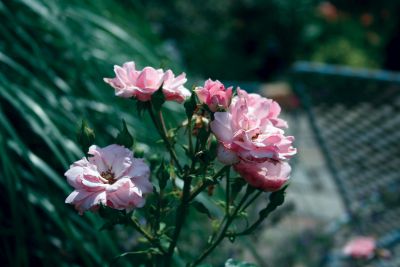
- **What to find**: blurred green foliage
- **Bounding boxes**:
[134,0,400,80]
[0,0,172,265]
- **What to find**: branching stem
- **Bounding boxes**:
[148,103,183,174]
[188,189,251,267]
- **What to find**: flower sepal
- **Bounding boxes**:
[115,120,135,149]
[98,205,132,231]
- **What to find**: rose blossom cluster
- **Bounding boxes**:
[104,61,191,103]
[201,85,296,191]
[65,62,296,214]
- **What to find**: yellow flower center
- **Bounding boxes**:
[101,170,116,184]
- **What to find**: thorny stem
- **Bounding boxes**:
[188,165,230,202]
[225,168,231,216]
[189,190,251,267]
[154,188,163,235]
[148,103,183,174]
[144,101,269,266]
[226,203,275,237]
[240,190,263,213]
[129,218,166,254]
[158,110,168,134]
[225,213,266,237]
[227,190,284,237]
[188,117,194,156]
[165,175,193,267]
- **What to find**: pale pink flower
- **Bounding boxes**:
[162,70,191,103]
[65,144,153,214]
[343,236,376,259]
[104,62,164,101]
[217,145,239,165]
[195,79,233,112]
[210,88,296,164]
[234,160,291,191]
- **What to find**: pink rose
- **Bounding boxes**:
[195,79,233,112]
[343,236,376,259]
[210,88,296,164]
[104,61,164,101]
[217,145,239,165]
[234,160,291,191]
[65,144,153,214]
[162,70,191,103]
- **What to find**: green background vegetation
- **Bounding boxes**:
[0,0,168,265]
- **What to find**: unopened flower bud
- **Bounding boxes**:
[77,120,95,153]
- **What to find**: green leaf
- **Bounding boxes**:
[115,120,134,148]
[98,205,115,219]
[181,144,190,157]
[76,120,95,153]
[269,185,287,206]
[197,126,209,144]
[98,205,130,230]
[156,161,170,190]
[152,88,165,111]
[208,136,218,161]
[184,93,197,119]
[225,258,258,267]
[259,186,287,218]
[159,234,171,251]
[192,201,213,219]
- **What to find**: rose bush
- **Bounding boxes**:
[65,61,296,266]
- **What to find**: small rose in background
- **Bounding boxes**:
[65,144,152,214]
[104,61,190,102]
[343,236,376,259]
[195,79,232,112]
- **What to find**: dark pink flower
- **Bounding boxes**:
[195,79,233,112]
[234,160,291,191]
[65,144,152,214]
